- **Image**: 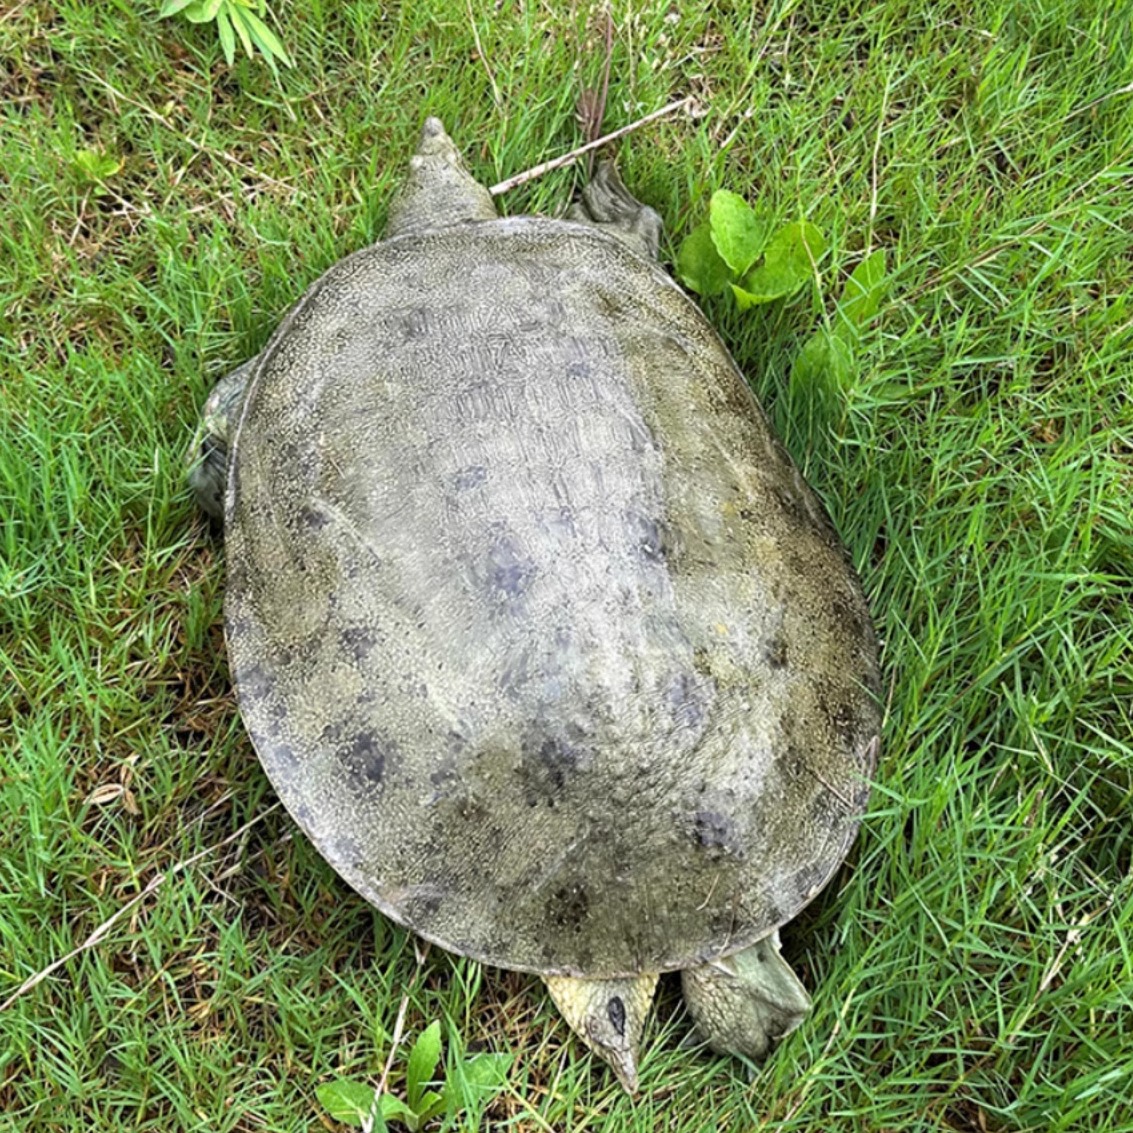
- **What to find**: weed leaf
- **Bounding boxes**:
[379,1095,418,1127]
[709,190,769,276]
[837,248,887,334]
[791,326,855,392]
[733,220,827,306]
[74,150,122,182]
[158,0,199,17]
[316,1080,386,1130]
[405,1021,443,1112]
[239,6,292,64]
[183,0,225,24]
[676,223,733,297]
[215,7,236,64]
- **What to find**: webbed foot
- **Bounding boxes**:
[567,161,663,261]
[680,931,811,1063]
[188,356,257,521]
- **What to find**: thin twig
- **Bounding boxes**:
[488,97,692,196]
[0,803,281,1013]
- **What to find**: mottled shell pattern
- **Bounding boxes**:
[224,149,881,980]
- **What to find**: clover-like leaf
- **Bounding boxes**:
[709,190,770,277]
[676,223,733,297]
[733,220,827,307]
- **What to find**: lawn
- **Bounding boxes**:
[2,0,1131,1130]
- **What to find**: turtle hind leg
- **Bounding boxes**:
[567,161,663,261]
[680,931,811,1064]
[544,972,659,1093]
[188,356,257,521]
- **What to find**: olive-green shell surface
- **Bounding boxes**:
[225,217,880,979]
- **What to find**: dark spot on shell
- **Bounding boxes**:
[453,465,487,492]
[345,732,387,786]
[520,734,583,806]
[764,635,789,669]
[607,997,626,1037]
[297,504,329,531]
[483,530,536,606]
[774,485,805,524]
[237,661,272,701]
[339,624,380,663]
[693,809,741,855]
[402,308,430,339]
[548,883,589,931]
[407,888,444,917]
[249,726,297,776]
[666,671,710,730]
[628,509,669,565]
[329,834,363,867]
[565,360,590,380]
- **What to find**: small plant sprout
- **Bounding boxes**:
[73,149,122,188]
[316,1021,512,1132]
[158,0,291,70]
[677,188,889,396]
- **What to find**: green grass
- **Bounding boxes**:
[2,0,1131,1129]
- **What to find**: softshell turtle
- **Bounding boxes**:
[191,119,881,1091]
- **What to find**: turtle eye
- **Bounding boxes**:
[607,996,626,1037]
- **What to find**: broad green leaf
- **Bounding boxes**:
[439,1052,512,1127]
[183,0,225,23]
[158,0,199,17]
[734,220,827,304]
[379,1094,418,1128]
[74,150,122,182]
[239,6,292,63]
[228,5,254,59]
[461,1052,512,1089]
[215,7,236,64]
[791,327,855,392]
[836,248,887,333]
[676,223,732,297]
[405,1021,443,1112]
[414,1089,446,1122]
[316,1080,385,1130]
[708,190,769,276]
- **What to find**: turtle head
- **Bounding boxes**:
[384,117,497,237]
[544,973,658,1093]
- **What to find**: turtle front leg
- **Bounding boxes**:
[680,931,812,1064]
[544,972,659,1093]
[567,161,663,261]
[188,356,258,521]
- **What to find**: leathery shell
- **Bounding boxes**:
[225,217,881,979]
